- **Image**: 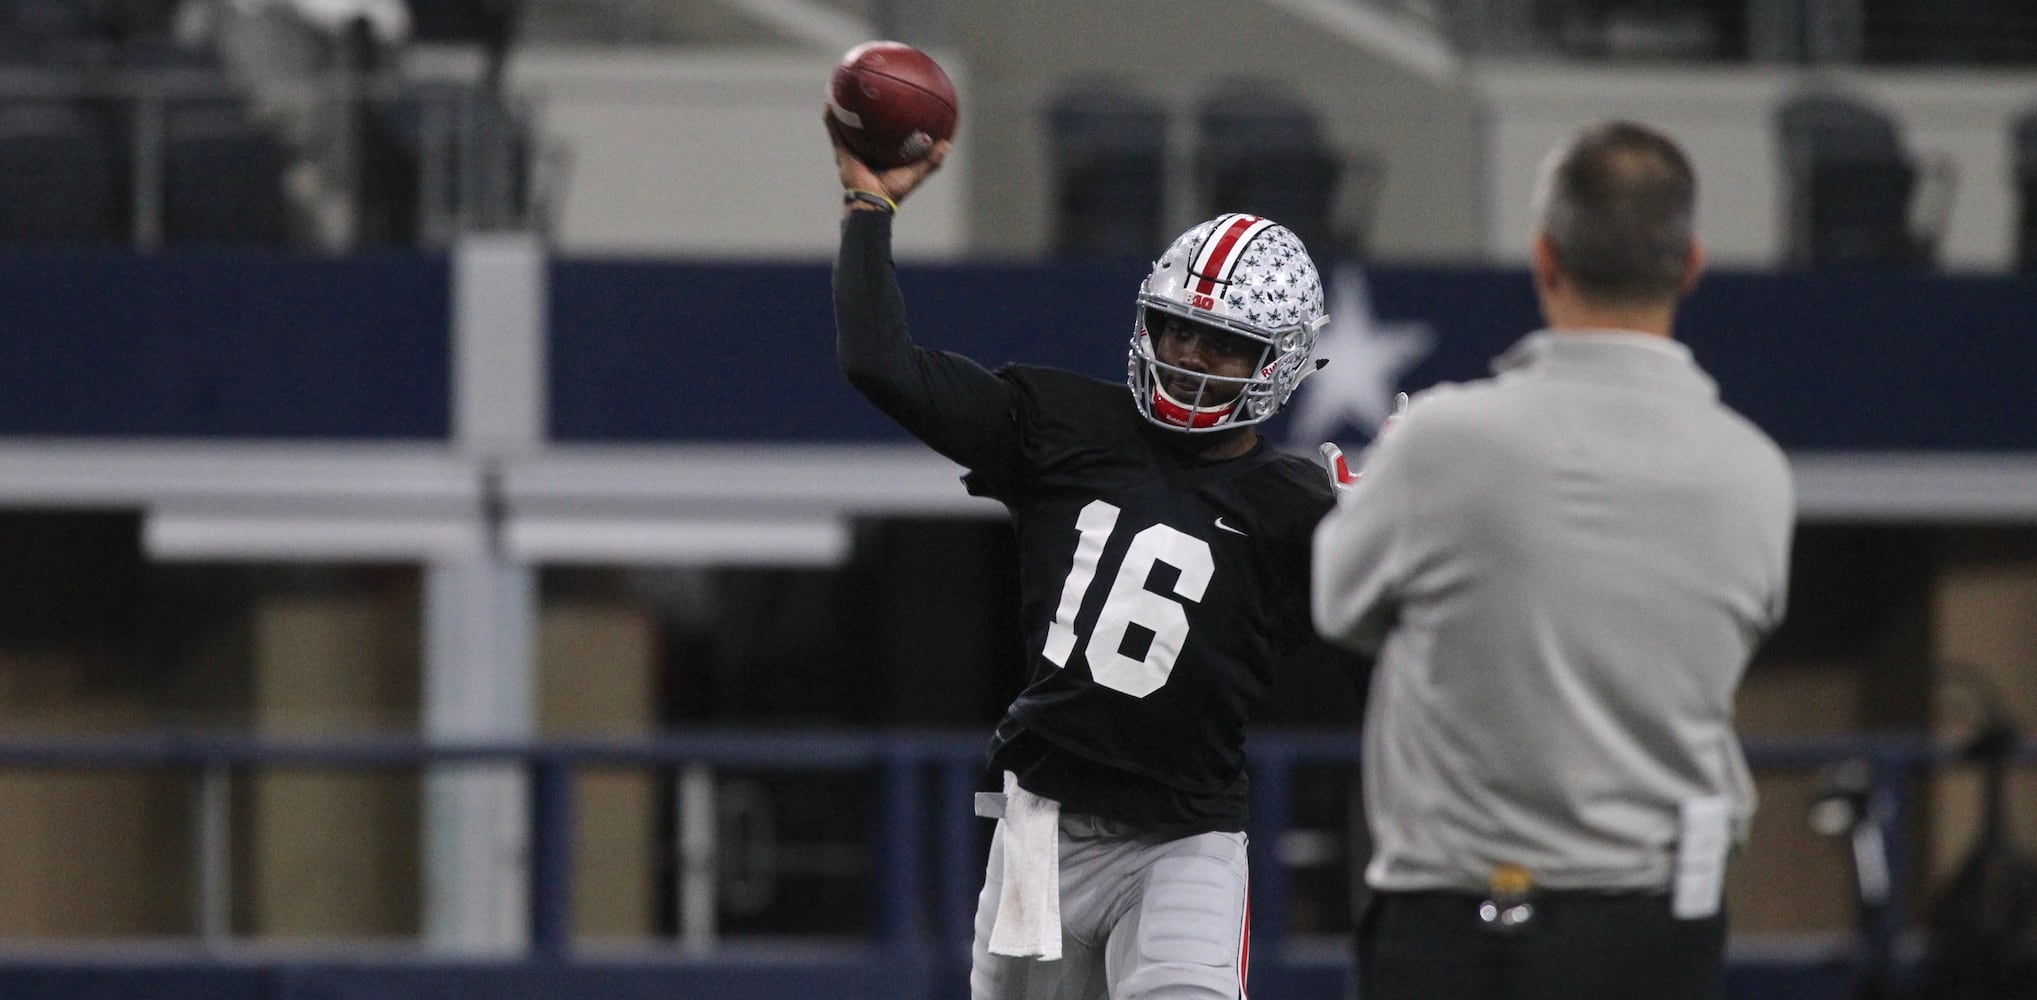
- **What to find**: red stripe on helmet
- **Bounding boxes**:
[1192,214,1262,297]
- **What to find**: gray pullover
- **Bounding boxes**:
[1312,330,1794,892]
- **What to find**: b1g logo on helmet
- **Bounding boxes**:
[1190,293,1216,311]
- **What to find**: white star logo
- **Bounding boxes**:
[1286,263,1437,446]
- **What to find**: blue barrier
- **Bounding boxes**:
[0,730,2006,999]
[6,249,2035,450]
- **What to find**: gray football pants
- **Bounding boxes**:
[969,812,1251,1000]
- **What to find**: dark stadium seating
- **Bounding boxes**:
[1045,79,1168,259]
[410,0,522,89]
[1,0,98,46]
[0,99,125,243]
[158,100,291,245]
[358,80,541,244]
[1775,89,1926,267]
[0,5,296,248]
[1191,81,1352,258]
[2013,109,2037,270]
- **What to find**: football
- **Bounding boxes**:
[827,41,958,168]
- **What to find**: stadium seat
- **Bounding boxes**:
[2,0,98,45]
[363,80,544,244]
[158,101,291,245]
[118,34,227,73]
[1192,81,1355,259]
[1775,90,1927,267]
[410,0,523,44]
[0,100,125,243]
[1045,79,1168,259]
[2013,110,2037,271]
[410,0,521,87]
[353,88,430,246]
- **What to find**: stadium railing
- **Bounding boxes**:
[0,729,1996,1000]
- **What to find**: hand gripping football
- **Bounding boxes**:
[827,41,958,168]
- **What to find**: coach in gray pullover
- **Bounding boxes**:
[1312,121,1794,1000]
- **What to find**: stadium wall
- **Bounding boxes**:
[1477,65,2037,270]
[487,43,2037,269]
[1,252,2034,998]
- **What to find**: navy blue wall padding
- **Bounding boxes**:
[552,256,2037,452]
[546,255,1142,443]
[0,250,2031,448]
[0,248,449,437]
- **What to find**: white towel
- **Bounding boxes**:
[988,771,1063,960]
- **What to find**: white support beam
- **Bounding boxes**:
[145,512,484,562]
[454,234,549,456]
[500,443,1002,518]
[420,233,549,954]
[507,515,851,567]
[1792,453,2037,522]
[10,443,2037,539]
[420,554,537,955]
[0,441,477,510]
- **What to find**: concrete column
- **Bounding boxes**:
[452,233,548,454]
[421,556,537,951]
[422,232,547,951]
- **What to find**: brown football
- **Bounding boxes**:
[827,41,958,168]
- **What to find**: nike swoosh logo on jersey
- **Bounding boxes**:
[1214,517,1247,536]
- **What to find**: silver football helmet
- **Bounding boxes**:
[1128,213,1328,432]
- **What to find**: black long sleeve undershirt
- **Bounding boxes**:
[833,210,1017,470]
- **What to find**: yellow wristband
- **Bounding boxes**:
[844,188,897,214]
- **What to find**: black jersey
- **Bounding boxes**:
[834,210,1333,835]
[970,367,1332,832]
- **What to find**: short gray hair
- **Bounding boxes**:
[1532,121,1696,305]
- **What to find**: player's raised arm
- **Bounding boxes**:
[828,119,1014,469]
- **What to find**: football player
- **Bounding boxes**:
[830,119,1338,1000]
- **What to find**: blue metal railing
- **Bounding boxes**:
[0,731,984,955]
[0,729,2022,992]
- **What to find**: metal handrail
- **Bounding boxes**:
[0,729,986,959]
[0,64,532,249]
[0,729,2020,964]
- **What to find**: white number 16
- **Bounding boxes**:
[1041,500,1214,697]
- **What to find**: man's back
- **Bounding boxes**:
[1318,117,1779,1000]
[1351,331,1793,891]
